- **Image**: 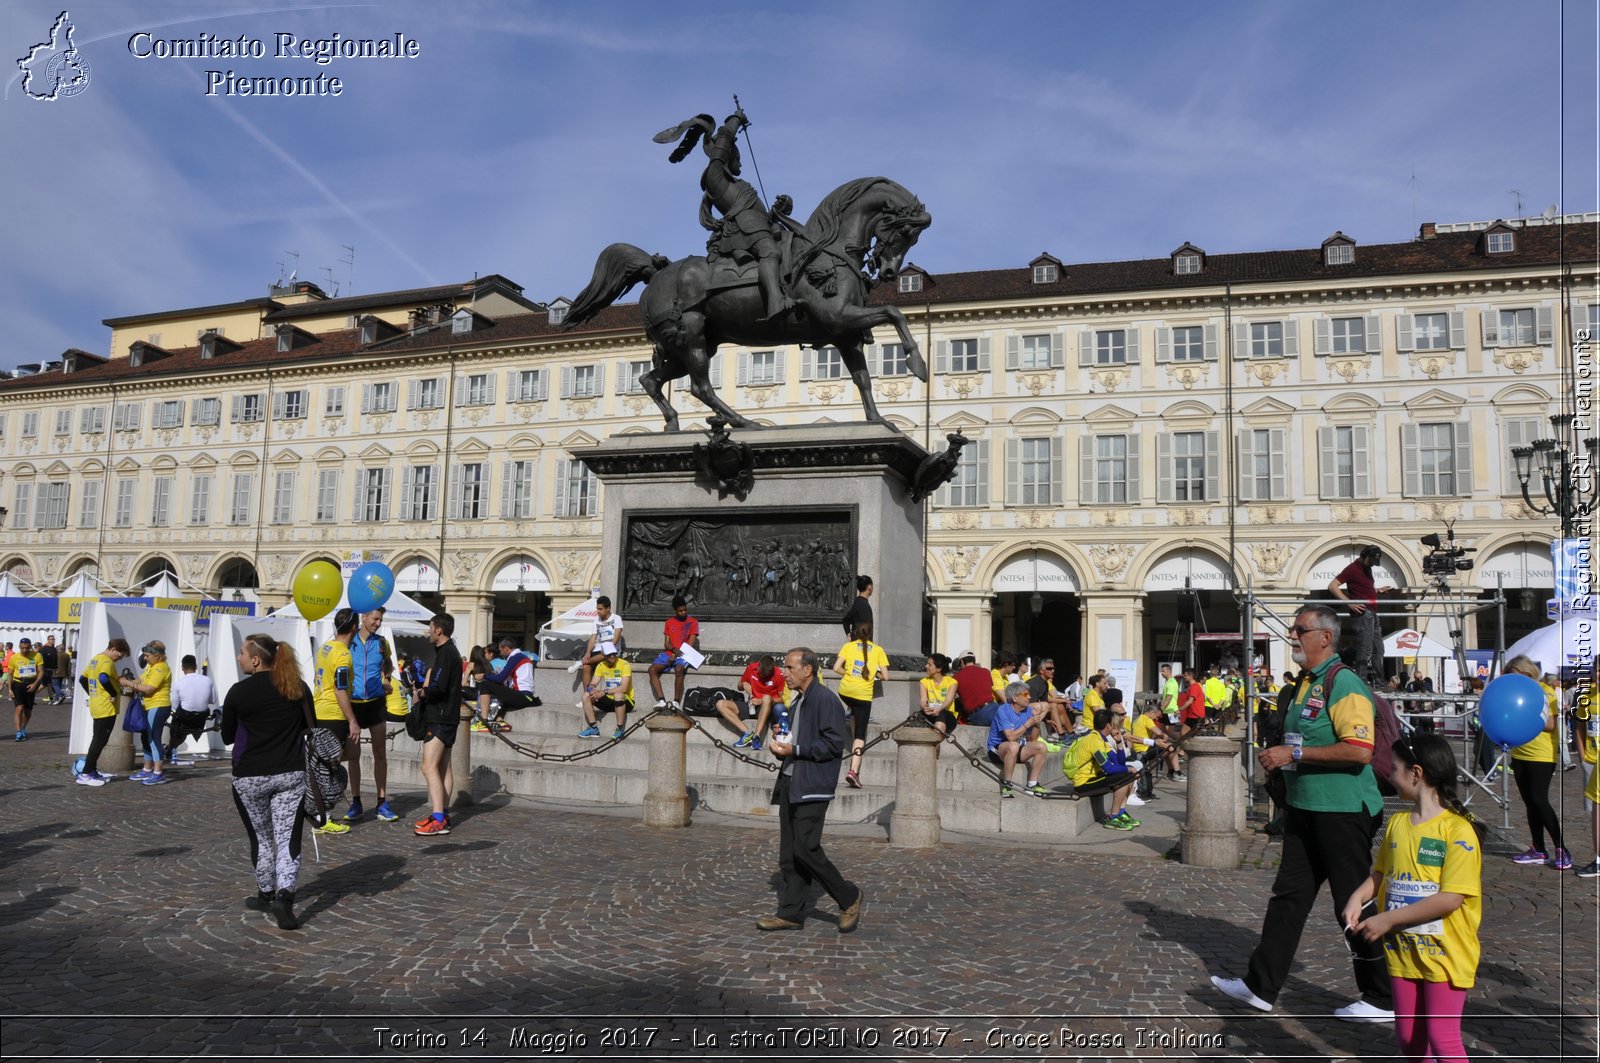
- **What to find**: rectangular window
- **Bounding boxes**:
[1033,263,1058,283]
[1175,253,1201,275]
[401,465,437,521]
[1098,329,1129,366]
[1502,415,1544,494]
[38,482,69,529]
[113,479,135,527]
[1329,316,1366,355]
[150,477,172,527]
[1250,322,1284,358]
[1095,435,1129,503]
[454,462,488,520]
[228,473,254,525]
[1499,308,1536,346]
[1019,438,1054,506]
[79,406,106,434]
[1402,421,1472,498]
[502,460,535,519]
[271,470,295,524]
[410,377,443,411]
[12,483,30,529]
[1325,243,1354,265]
[21,412,39,438]
[511,369,547,402]
[461,373,493,406]
[1171,326,1205,362]
[941,438,987,507]
[898,273,922,293]
[1018,334,1055,370]
[315,469,339,523]
[362,381,397,414]
[53,409,72,436]
[878,343,909,376]
[324,386,346,417]
[1412,312,1450,351]
[557,458,597,517]
[232,394,263,424]
[153,401,183,429]
[356,468,389,523]
[1172,431,1207,501]
[808,347,844,380]
[1237,427,1290,502]
[747,349,781,386]
[189,474,211,525]
[949,338,981,373]
[113,402,141,431]
[564,364,601,399]
[621,360,651,395]
[0,412,7,441]
[1486,231,1514,254]
[272,390,306,421]
[191,398,221,427]
[79,480,100,529]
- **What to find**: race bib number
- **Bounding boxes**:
[14,664,37,678]
[1386,877,1444,936]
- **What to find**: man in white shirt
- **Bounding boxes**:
[170,654,216,762]
[575,595,625,698]
[476,637,541,732]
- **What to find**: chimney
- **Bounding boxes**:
[1419,222,1437,240]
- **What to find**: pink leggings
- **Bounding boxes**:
[1392,976,1470,1063]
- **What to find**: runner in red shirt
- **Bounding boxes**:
[647,596,700,708]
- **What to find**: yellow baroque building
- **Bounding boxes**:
[1,216,1594,684]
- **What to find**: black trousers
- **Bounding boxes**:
[774,775,858,921]
[1244,804,1392,1008]
[1512,758,1563,852]
[83,714,116,774]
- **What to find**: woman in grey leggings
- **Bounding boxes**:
[221,633,313,930]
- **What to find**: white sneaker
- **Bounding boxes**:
[1332,1000,1394,1023]
[1209,976,1272,1012]
[566,661,583,674]
[74,772,107,787]
[1127,793,1147,806]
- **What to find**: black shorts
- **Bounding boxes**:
[351,697,386,730]
[918,708,958,733]
[11,682,37,711]
[424,718,459,748]
[842,695,872,742]
[1074,770,1135,797]
[314,719,351,744]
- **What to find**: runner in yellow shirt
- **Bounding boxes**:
[126,641,174,784]
[76,637,131,785]
[9,638,44,742]
[582,642,633,740]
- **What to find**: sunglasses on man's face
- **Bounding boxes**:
[1287,625,1329,637]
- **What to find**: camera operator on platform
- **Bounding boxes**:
[1327,545,1392,685]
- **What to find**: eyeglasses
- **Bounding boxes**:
[1287,625,1329,638]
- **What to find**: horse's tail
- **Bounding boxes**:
[565,243,669,329]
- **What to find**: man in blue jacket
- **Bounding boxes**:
[758,647,864,934]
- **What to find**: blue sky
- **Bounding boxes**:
[2,0,1596,367]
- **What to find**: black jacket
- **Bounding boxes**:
[422,641,463,725]
[770,681,850,804]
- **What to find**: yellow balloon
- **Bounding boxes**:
[292,561,342,621]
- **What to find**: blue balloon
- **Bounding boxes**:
[1479,673,1547,748]
[348,560,396,614]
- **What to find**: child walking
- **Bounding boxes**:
[1344,734,1482,1063]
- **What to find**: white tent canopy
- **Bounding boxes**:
[537,597,598,659]
[139,571,186,598]
[56,571,112,598]
[1505,613,1599,673]
[1383,628,1454,659]
[0,572,30,597]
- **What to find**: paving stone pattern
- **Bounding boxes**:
[0,711,1595,1062]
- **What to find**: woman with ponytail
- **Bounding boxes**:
[221,633,313,931]
[1502,654,1569,869]
[1344,733,1482,1063]
[832,621,889,789]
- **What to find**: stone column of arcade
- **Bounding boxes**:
[889,724,943,847]
[1180,735,1241,867]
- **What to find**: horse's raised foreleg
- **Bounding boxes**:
[838,342,885,424]
[828,303,927,382]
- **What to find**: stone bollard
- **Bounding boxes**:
[1181,735,1241,868]
[102,716,137,774]
[449,710,473,809]
[889,724,942,848]
[642,713,692,828]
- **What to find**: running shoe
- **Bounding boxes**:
[470,719,491,733]
[1333,1000,1395,1023]
[1001,785,1015,799]
[1114,811,1142,828]
[1552,848,1574,870]
[1028,783,1048,795]
[1102,817,1133,830]
[128,770,153,782]
[1576,859,1600,879]
[141,774,169,786]
[750,737,762,750]
[844,770,862,789]
[734,732,755,749]
[494,719,512,732]
[374,800,398,822]
[75,772,107,787]
[415,817,451,836]
[13,730,24,742]
[342,800,364,822]
[1169,771,1187,781]
[578,725,600,739]
[1513,847,1549,865]
[1127,793,1147,806]
[313,819,350,835]
[610,726,625,740]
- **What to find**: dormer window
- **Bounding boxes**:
[898,273,923,293]
[452,308,475,334]
[199,331,241,360]
[357,315,401,346]
[1033,263,1058,284]
[1322,232,1355,266]
[274,324,316,353]
[1483,223,1516,255]
[547,299,571,326]
[1175,254,1200,275]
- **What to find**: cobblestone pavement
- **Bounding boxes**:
[1,712,1595,1062]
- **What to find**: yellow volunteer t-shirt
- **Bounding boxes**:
[990,669,1010,701]
[593,659,634,705]
[1131,713,1161,747]
[385,681,408,719]
[82,652,121,719]
[835,640,889,702]
[1079,687,1106,730]
[920,675,957,711]
[9,651,43,685]
[1070,729,1110,787]
[1575,696,1598,766]
[141,661,172,708]
[314,639,354,722]
[1374,810,1482,988]
[1510,683,1558,763]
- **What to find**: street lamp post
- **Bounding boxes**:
[1512,413,1598,532]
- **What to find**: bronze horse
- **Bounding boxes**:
[565,177,932,431]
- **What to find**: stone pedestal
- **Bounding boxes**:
[1181,735,1241,867]
[101,721,137,773]
[642,713,692,827]
[449,709,473,808]
[889,725,943,848]
[575,424,930,659]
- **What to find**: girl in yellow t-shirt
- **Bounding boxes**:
[918,653,958,736]
[833,621,890,789]
[1346,733,1482,1063]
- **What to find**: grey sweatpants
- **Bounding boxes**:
[231,771,307,893]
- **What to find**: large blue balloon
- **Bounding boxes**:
[348,560,396,614]
[1479,673,1547,748]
